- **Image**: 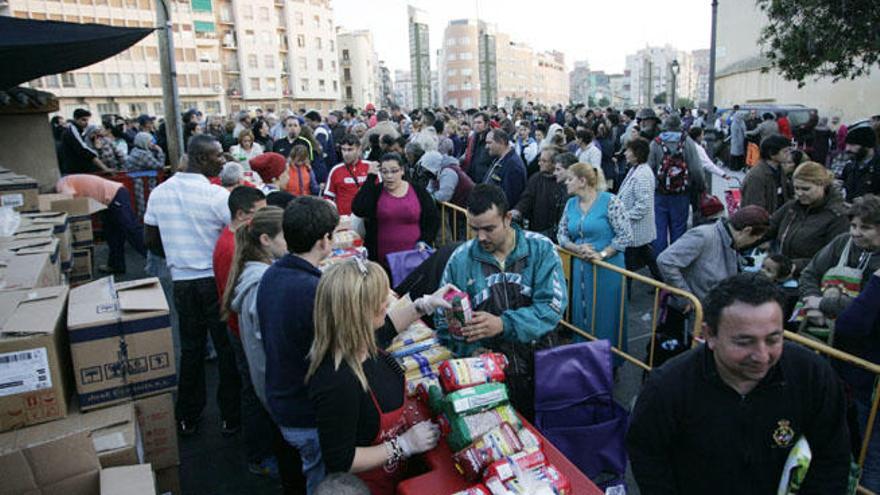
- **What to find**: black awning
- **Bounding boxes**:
[0,16,155,90]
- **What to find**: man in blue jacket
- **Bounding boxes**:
[258,196,339,493]
[483,129,527,207]
[435,184,568,421]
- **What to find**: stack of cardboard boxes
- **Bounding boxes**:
[0,276,180,495]
[36,193,106,285]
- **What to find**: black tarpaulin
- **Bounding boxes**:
[0,16,155,90]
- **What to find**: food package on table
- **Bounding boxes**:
[405,362,440,383]
[441,403,522,452]
[338,215,353,231]
[405,373,440,397]
[332,229,362,249]
[453,422,523,481]
[399,346,452,375]
[485,464,571,495]
[439,353,509,393]
[390,337,441,359]
[451,485,491,495]
[430,382,508,416]
[318,246,368,271]
[483,449,548,482]
[443,288,473,340]
[387,321,434,353]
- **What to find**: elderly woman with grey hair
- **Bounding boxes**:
[218,162,245,190]
[124,131,164,171]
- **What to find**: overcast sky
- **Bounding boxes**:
[332,0,712,75]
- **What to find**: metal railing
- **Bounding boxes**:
[438,201,880,491]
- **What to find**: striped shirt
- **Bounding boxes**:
[144,172,230,281]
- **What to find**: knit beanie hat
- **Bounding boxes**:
[730,205,770,230]
[845,126,877,148]
[249,152,286,183]
[792,161,834,187]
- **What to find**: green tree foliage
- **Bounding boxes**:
[598,96,611,107]
[653,92,667,105]
[675,97,695,109]
[756,0,880,87]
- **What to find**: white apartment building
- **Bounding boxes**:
[337,29,379,110]
[625,45,697,108]
[394,69,414,110]
[281,0,338,112]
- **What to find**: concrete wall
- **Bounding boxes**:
[0,114,60,191]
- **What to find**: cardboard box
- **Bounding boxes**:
[0,286,70,432]
[0,400,143,470]
[0,252,56,291]
[0,236,61,286]
[39,194,106,248]
[155,465,180,495]
[21,212,72,271]
[0,174,39,212]
[68,277,176,411]
[0,430,101,495]
[134,393,178,470]
[101,464,157,495]
[70,248,93,285]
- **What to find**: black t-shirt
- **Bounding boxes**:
[308,350,404,473]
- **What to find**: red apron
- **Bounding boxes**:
[356,387,408,495]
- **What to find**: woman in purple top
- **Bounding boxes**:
[352,152,439,269]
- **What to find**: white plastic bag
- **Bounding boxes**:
[0,206,20,237]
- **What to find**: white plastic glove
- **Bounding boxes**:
[397,420,440,457]
[414,283,455,315]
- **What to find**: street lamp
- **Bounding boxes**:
[670,59,680,110]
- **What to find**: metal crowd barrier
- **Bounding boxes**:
[438,201,880,492]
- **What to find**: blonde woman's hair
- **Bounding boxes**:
[568,162,607,192]
[306,259,389,391]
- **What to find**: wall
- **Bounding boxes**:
[0,114,60,190]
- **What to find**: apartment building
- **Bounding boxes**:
[625,45,699,108]
[439,19,481,110]
[337,29,379,110]
[10,0,339,118]
[394,69,414,110]
[407,5,430,108]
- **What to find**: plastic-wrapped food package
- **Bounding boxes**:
[399,346,452,376]
[443,289,473,340]
[451,485,491,495]
[439,353,509,393]
[387,323,434,353]
[485,464,571,495]
[440,403,522,452]
[452,422,523,481]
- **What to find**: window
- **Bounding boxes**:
[244,30,255,44]
[332,80,337,92]
[294,12,303,25]
[343,68,351,81]
[316,58,323,71]
[75,73,92,88]
[205,101,221,114]
[259,7,270,21]
[314,37,322,50]
[461,68,472,76]
[45,75,60,88]
[145,46,159,60]
[135,74,148,88]
[261,32,272,45]
[131,46,145,61]
[177,74,188,87]
[31,78,44,88]
[266,78,277,91]
[153,102,164,115]
[189,74,200,87]
[331,60,336,71]
[312,14,320,28]
[447,69,457,77]
[97,103,119,115]
[447,53,456,62]
[242,5,253,20]
[329,40,334,52]
[459,37,470,45]
[93,74,106,88]
[297,57,307,70]
[108,74,120,88]
[247,54,258,68]
[447,84,457,91]
[61,73,75,88]
[250,78,261,91]
[264,55,275,68]
[447,38,456,47]
[318,79,325,92]
[342,49,349,61]
[185,48,196,61]
[300,78,309,92]
[296,35,305,48]
[129,102,147,116]
[220,5,232,22]
[121,73,135,87]
[345,86,352,99]
[460,52,473,60]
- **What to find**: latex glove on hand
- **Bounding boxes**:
[397,421,440,457]
[414,283,455,315]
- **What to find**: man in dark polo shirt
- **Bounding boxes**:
[627,273,850,494]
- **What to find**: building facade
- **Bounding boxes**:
[407,5,430,108]
[337,29,378,111]
[569,60,591,105]
[625,45,697,108]
[715,0,880,123]
[377,61,394,108]
[13,0,340,118]
[438,19,481,110]
[394,69,414,111]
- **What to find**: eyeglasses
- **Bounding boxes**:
[353,256,368,277]
[379,168,402,176]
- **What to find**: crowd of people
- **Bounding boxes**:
[51,100,880,494]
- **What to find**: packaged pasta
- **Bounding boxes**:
[439,353,509,392]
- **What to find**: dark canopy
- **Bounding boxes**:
[0,16,155,90]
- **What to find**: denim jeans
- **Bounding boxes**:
[102,188,146,272]
[228,327,275,464]
[173,277,240,425]
[653,193,691,256]
[857,398,880,492]
[279,426,325,495]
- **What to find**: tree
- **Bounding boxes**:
[653,92,667,105]
[675,97,695,109]
[597,96,610,107]
[756,0,880,87]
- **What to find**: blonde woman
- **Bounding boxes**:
[558,163,632,360]
[307,259,450,494]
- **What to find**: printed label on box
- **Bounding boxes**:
[1,194,24,208]
[0,347,52,398]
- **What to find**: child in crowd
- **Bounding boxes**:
[286,144,320,196]
[761,253,800,324]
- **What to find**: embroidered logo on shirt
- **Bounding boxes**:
[772,419,795,448]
